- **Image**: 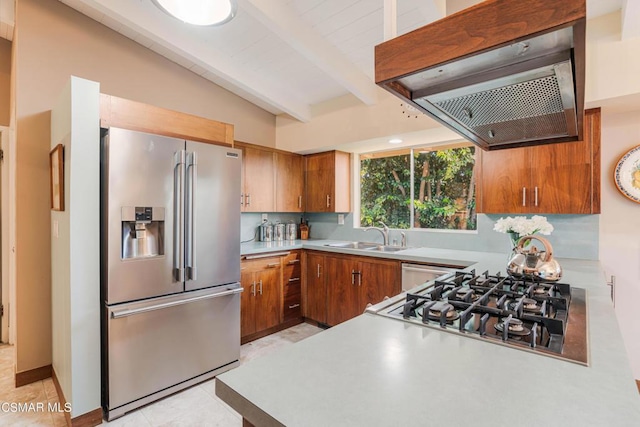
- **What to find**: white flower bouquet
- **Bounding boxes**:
[493,215,554,246]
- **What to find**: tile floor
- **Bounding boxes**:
[0,322,323,426]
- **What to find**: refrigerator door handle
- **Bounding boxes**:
[111,287,243,319]
[186,151,197,281]
[173,150,186,282]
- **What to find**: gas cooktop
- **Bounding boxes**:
[367,270,588,365]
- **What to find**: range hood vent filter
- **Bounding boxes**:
[430,75,569,146]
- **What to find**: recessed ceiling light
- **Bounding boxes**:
[153,0,237,26]
[388,138,403,144]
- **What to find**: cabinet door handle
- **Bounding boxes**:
[266,263,279,268]
[357,271,362,286]
[289,304,301,309]
[287,259,300,265]
[326,195,331,208]
[298,195,302,209]
[240,193,244,206]
[522,187,526,207]
[288,277,300,282]
[351,270,356,285]
[251,281,256,296]
[246,193,251,207]
[534,186,539,207]
[258,280,263,295]
[317,264,321,278]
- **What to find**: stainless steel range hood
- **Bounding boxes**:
[375,0,586,151]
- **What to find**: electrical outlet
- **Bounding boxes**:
[261,213,268,222]
[52,220,59,238]
[338,214,345,225]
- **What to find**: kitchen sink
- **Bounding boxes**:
[324,242,380,250]
[324,242,409,252]
[366,245,408,252]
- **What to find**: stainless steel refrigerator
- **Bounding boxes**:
[100,127,242,420]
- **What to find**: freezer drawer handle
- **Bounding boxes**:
[110,287,243,319]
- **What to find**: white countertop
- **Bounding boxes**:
[224,243,640,426]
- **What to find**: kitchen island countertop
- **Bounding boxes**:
[225,245,640,426]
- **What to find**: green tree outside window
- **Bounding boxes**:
[360,146,476,230]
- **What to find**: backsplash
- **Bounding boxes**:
[301,213,600,260]
[241,213,304,242]
[241,212,599,260]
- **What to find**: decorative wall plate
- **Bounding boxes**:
[614,145,640,204]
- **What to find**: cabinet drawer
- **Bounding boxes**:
[284,293,302,321]
[241,256,282,273]
[284,280,301,299]
[283,265,301,285]
[284,251,301,265]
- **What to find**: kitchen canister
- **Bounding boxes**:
[259,222,273,242]
[274,223,286,241]
[286,222,297,241]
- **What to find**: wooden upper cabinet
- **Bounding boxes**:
[240,144,276,212]
[276,152,304,212]
[478,108,601,214]
[479,148,530,214]
[305,151,351,213]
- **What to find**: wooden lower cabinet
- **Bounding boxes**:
[324,254,400,326]
[241,250,303,343]
[304,252,328,324]
[240,259,281,338]
[326,256,361,326]
[242,250,400,339]
[361,259,401,309]
[283,251,302,322]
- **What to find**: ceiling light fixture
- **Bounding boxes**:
[388,138,403,144]
[152,0,237,26]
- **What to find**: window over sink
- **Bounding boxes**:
[358,143,477,231]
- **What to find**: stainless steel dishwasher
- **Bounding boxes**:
[401,263,455,291]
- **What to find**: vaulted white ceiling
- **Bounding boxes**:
[0,0,631,121]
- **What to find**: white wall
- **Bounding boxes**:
[51,76,101,417]
[599,108,640,380]
[586,11,640,107]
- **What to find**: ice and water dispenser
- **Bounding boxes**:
[121,206,165,259]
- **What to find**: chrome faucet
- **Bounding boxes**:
[363,222,390,246]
